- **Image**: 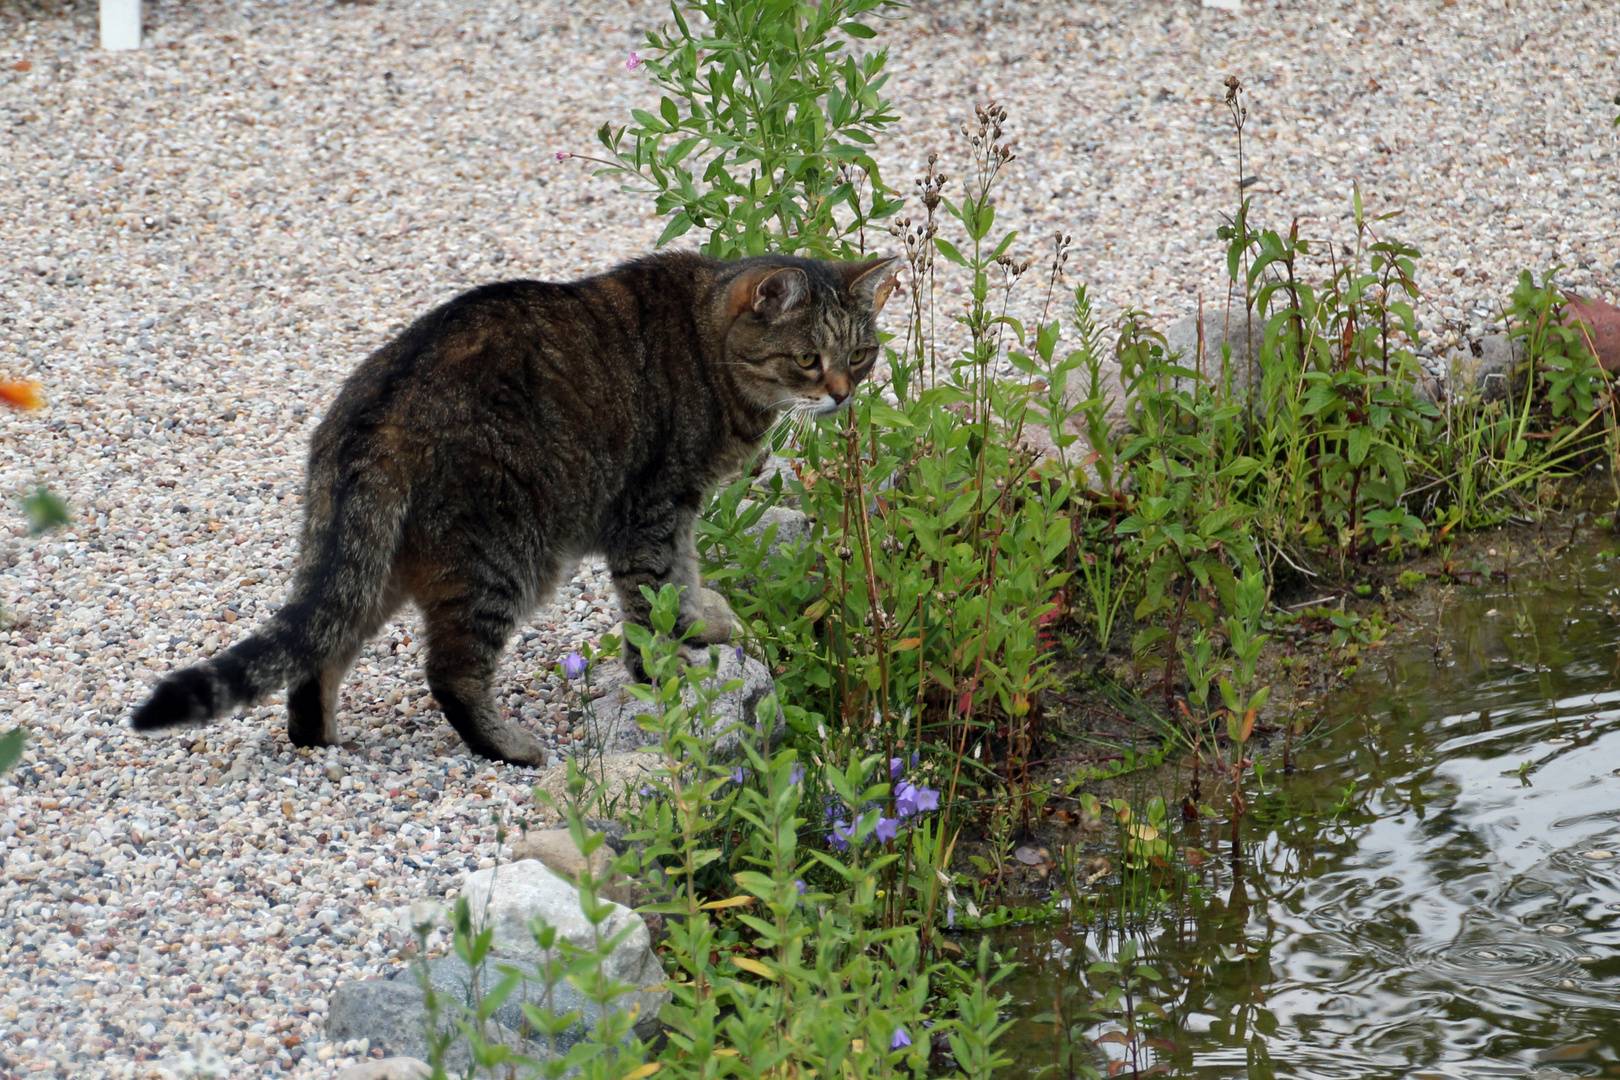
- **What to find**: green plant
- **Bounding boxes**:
[1034,936,1173,1080]
[1506,268,1606,421]
[411,584,1016,1078]
[694,102,1078,855]
[409,803,651,1080]
[589,0,902,258]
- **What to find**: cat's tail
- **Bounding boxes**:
[130,470,408,732]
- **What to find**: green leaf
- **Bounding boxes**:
[0,728,24,775]
[660,97,681,129]
[656,212,695,247]
[865,402,915,428]
[1346,424,1372,467]
[630,108,667,134]
[934,237,968,266]
[840,22,877,38]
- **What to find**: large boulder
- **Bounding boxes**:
[327,977,519,1069]
[458,859,669,1039]
[1161,306,1266,403]
[509,827,631,906]
[423,946,657,1057]
[331,862,668,1064]
[581,647,779,756]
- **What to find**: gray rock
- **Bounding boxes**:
[581,649,780,756]
[530,751,664,818]
[334,1059,431,1080]
[327,976,517,1069]
[458,860,670,1033]
[739,502,811,561]
[426,947,660,1055]
[751,454,802,504]
[507,833,630,905]
[1449,333,1526,401]
[1161,306,1267,404]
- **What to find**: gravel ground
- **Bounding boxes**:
[1,0,1618,1076]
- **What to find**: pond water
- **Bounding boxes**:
[998,542,1620,1079]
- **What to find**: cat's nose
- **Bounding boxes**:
[827,374,851,403]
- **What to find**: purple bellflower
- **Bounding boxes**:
[895,781,940,818]
[827,820,854,852]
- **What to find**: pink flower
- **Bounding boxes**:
[555,151,571,161]
[626,52,643,71]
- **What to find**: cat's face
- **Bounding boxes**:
[720,256,900,419]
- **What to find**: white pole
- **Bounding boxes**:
[100,0,142,51]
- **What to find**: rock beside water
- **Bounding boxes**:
[582,650,780,756]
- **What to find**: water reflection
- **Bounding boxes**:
[999,549,1620,1078]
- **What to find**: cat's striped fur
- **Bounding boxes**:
[130,251,898,764]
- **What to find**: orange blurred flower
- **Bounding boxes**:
[0,382,43,412]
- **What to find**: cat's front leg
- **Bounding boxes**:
[607,506,732,680]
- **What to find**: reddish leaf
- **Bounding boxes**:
[1238,707,1257,743]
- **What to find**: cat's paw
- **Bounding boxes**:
[691,587,735,645]
[479,721,548,767]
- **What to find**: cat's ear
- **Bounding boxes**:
[730,266,809,322]
[844,255,903,313]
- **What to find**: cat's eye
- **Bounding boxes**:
[795,352,820,369]
[851,347,878,369]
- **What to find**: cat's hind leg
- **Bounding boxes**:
[286,583,405,748]
[419,593,546,766]
[287,646,364,748]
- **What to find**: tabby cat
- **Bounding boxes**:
[130,251,898,764]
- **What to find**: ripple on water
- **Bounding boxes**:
[1406,933,1593,989]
